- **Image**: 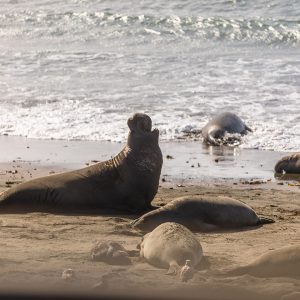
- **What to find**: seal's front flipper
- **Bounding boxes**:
[258,216,275,225]
[166,261,180,276]
[240,124,253,135]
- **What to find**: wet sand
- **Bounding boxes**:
[0,137,299,299]
[0,135,295,182]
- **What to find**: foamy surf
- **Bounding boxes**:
[0,100,299,152]
[0,1,299,152]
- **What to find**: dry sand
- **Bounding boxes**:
[0,138,299,300]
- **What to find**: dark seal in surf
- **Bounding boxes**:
[201,112,252,146]
[275,153,300,174]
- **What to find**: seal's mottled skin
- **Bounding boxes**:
[0,113,163,213]
[275,153,300,174]
[132,196,274,232]
[139,222,203,275]
[201,112,252,146]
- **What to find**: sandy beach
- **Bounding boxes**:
[1,0,300,298]
[0,137,299,300]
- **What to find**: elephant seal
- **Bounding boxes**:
[201,112,252,146]
[138,222,203,277]
[131,196,274,232]
[0,113,163,213]
[275,153,300,174]
[226,245,300,278]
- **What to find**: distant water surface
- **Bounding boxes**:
[0,0,299,151]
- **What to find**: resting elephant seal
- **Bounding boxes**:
[275,153,300,174]
[0,113,163,213]
[201,112,252,146]
[226,245,300,278]
[138,222,203,277]
[132,196,274,232]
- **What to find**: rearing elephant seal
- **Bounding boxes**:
[132,196,274,232]
[0,113,163,213]
[201,112,252,146]
[275,153,300,174]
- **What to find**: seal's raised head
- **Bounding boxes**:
[128,113,152,132]
[127,113,159,147]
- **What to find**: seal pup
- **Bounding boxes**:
[0,113,163,213]
[138,222,203,277]
[132,196,274,232]
[226,245,300,278]
[201,112,252,146]
[275,153,300,174]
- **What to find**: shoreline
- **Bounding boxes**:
[0,135,299,191]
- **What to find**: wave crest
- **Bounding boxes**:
[0,11,300,45]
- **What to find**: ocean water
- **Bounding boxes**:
[0,0,299,152]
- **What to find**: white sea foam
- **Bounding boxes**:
[0,1,299,152]
[0,95,299,152]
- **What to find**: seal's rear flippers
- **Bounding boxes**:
[245,125,252,132]
[258,216,275,225]
[166,261,180,276]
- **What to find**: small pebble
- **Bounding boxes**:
[62,269,75,281]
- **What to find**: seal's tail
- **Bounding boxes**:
[258,216,275,224]
[245,125,253,132]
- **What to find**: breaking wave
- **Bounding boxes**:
[0,11,300,45]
